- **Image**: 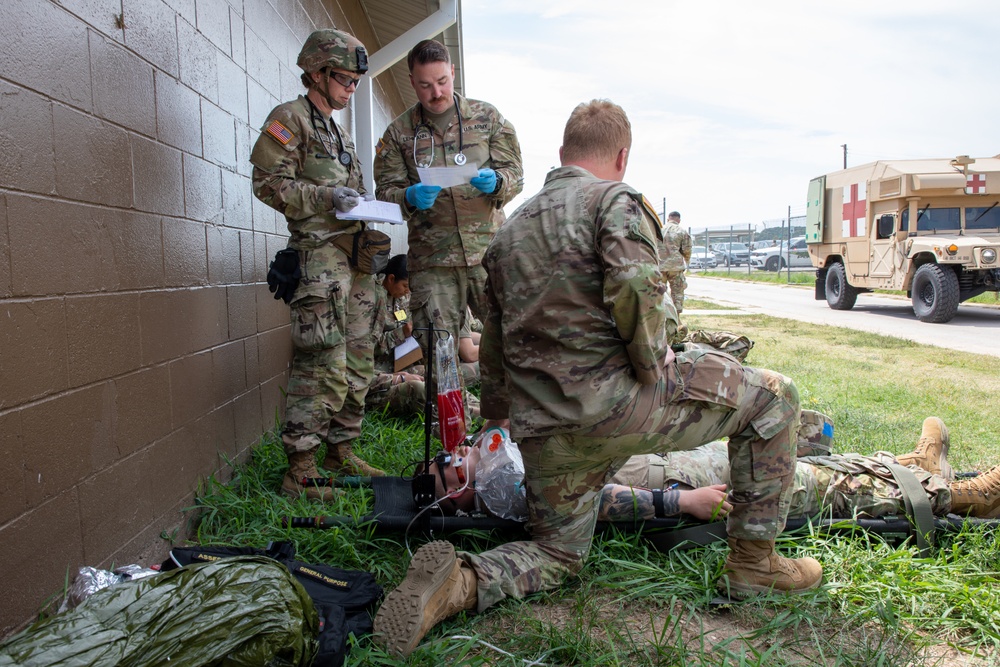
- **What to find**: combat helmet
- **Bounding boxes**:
[297,29,369,75]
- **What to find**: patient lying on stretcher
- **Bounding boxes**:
[422,414,1000,522]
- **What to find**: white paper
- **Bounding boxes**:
[335,199,405,225]
[417,162,479,188]
[394,336,421,361]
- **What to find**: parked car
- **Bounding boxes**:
[750,236,812,271]
[688,246,718,270]
[710,242,750,267]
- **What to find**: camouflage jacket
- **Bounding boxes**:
[372,289,411,373]
[660,220,692,273]
[250,95,366,250]
[480,166,678,437]
[373,94,523,270]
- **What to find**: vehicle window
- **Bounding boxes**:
[966,203,1000,231]
[912,206,960,232]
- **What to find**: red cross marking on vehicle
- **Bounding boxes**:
[841,182,866,237]
[966,173,986,194]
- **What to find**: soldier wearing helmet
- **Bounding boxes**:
[250,28,384,500]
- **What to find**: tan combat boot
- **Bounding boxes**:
[281,450,336,501]
[323,443,386,477]
[896,417,953,481]
[718,538,823,599]
[373,540,477,658]
[949,465,1000,518]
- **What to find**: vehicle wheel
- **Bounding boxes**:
[825,262,858,310]
[765,256,780,272]
[911,263,960,323]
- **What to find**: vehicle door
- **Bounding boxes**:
[789,238,811,266]
[870,212,900,278]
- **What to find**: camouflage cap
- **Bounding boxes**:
[297,29,369,75]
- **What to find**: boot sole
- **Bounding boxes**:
[719,577,822,599]
[373,541,457,657]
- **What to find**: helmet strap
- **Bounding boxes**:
[312,69,346,112]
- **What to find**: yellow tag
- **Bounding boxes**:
[394,309,407,322]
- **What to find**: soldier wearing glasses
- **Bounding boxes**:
[374,39,523,355]
[250,29,384,500]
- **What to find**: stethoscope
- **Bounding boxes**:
[307,98,352,167]
[413,94,466,168]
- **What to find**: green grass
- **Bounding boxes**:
[189,316,1000,666]
[698,268,815,285]
[684,297,737,311]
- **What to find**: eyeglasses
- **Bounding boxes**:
[327,70,360,89]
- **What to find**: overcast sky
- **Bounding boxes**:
[459,1,1000,231]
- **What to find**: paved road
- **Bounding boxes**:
[685,275,1000,358]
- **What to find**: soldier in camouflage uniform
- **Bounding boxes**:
[662,211,693,313]
[421,414,992,525]
[373,100,822,658]
[373,39,523,356]
[250,29,383,499]
[373,254,413,374]
[602,418,958,522]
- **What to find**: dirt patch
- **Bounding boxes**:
[471,592,994,666]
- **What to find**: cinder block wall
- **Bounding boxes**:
[0,0,395,636]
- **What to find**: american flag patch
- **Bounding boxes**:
[266,119,293,145]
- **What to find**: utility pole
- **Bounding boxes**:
[840,144,848,169]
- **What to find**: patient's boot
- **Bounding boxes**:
[373,540,478,657]
[323,442,385,477]
[896,417,952,481]
[718,538,823,599]
[949,465,1000,518]
[281,449,336,501]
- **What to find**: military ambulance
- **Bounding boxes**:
[806,155,1000,323]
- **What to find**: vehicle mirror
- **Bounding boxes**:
[877,214,895,239]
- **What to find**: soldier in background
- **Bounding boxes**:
[250,29,383,499]
[374,99,823,657]
[374,39,523,356]
[662,210,693,313]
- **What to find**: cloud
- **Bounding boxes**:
[462,1,1000,228]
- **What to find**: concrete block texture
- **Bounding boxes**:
[0,0,396,639]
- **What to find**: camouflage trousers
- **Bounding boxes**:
[409,265,488,356]
[461,348,799,611]
[364,373,481,419]
[282,244,377,454]
[663,269,687,313]
[623,441,951,518]
[794,452,951,518]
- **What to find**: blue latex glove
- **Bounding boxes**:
[405,183,442,210]
[469,168,497,194]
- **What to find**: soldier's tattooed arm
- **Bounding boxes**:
[597,484,680,521]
